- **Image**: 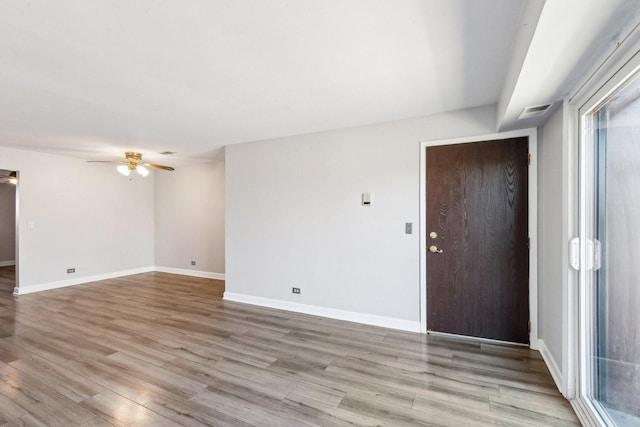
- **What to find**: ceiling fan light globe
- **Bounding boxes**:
[117,165,131,176]
[136,165,149,177]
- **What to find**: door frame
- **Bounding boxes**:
[0,170,19,294]
[13,171,20,294]
[419,128,538,349]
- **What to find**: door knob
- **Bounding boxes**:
[429,245,443,254]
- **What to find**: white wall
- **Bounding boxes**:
[225,106,497,327]
[0,183,16,263]
[537,106,565,385]
[0,146,155,291]
[155,161,225,275]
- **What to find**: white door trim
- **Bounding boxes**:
[12,172,19,295]
[419,128,538,349]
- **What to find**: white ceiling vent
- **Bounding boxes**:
[518,104,552,120]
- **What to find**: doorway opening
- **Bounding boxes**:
[419,129,538,347]
[0,169,18,295]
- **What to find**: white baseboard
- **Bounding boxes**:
[223,292,421,333]
[538,339,565,395]
[14,266,155,295]
[13,266,225,296]
[0,260,15,267]
[154,266,225,280]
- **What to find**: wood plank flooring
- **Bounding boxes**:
[0,266,14,295]
[0,271,579,426]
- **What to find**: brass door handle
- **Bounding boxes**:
[429,245,443,254]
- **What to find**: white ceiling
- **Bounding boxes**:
[497,0,640,131]
[0,1,638,166]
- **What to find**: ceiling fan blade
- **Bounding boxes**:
[88,153,174,172]
[143,163,175,171]
[0,173,17,184]
[87,160,127,164]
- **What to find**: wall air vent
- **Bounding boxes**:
[518,104,551,120]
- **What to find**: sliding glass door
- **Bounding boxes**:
[580,66,640,426]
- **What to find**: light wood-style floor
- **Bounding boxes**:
[0,271,579,426]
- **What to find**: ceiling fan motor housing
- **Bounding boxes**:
[125,152,142,169]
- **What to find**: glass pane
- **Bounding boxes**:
[592,69,640,426]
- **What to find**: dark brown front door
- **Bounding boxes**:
[426,137,529,344]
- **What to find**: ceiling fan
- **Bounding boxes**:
[0,171,17,185]
[88,152,174,177]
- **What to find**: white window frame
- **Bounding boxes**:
[569,42,640,427]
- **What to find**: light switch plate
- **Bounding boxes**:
[405,223,413,234]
